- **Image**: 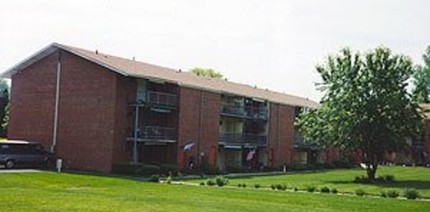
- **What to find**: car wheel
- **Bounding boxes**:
[5,160,14,169]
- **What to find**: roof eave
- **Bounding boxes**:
[0,43,60,79]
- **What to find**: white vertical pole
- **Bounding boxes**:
[51,52,61,153]
[133,105,139,163]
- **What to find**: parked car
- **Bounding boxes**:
[0,140,53,169]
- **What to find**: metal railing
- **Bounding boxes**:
[147,91,177,108]
[136,126,175,140]
[220,104,268,119]
[218,132,267,146]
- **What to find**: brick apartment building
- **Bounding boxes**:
[1,43,319,173]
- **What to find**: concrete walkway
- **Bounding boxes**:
[0,169,43,173]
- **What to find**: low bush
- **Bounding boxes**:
[199,182,205,186]
[206,180,216,186]
[200,163,222,175]
[271,184,276,190]
[148,175,160,183]
[275,184,286,191]
[355,188,366,196]
[254,184,261,189]
[226,165,247,173]
[111,163,161,176]
[262,166,280,172]
[320,186,330,193]
[291,163,308,171]
[215,176,228,187]
[404,188,420,200]
[386,190,399,198]
[331,188,338,194]
[294,187,299,192]
[159,164,177,176]
[306,185,317,193]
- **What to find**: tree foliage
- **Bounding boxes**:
[190,68,223,79]
[297,47,423,180]
[0,79,9,136]
[412,46,430,103]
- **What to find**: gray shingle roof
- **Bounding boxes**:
[1,43,319,108]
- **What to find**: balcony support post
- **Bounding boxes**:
[132,105,140,163]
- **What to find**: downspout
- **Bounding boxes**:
[132,105,139,163]
[51,51,62,153]
[198,91,204,165]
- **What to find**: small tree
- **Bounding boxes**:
[298,47,423,180]
[412,46,430,103]
[190,68,223,79]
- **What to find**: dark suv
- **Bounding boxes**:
[0,140,53,169]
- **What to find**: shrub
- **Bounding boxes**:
[159,164,177,175]
[262,166,280,172]
[404,188,420,200]
[271,184,276,190]
[148,175,160,183]
[226,165,246,173]
[275,184,286,191]
[254,184,261,189]
[306,185,317,192]
[355,188,366,196]
[331,188,338,194]
[381,191,387,198]
[138,164,161,176]
[291,163,308,171]
[294,187,299,192]
[200,163,222,175]
[112,163,162,176]
[215,176,228,187]
[386,190,399,198]
[206,180,216,186]
[200,182,205,186]
[320,186,330,193]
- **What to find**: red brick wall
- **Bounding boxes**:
[55,51,118,172]
[177,87,220,169]
[268,103,295,166]
[112,76,136,164]
[8,53,57,149]
[9,50,120,173]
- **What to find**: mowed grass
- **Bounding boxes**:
[196,166,430,198]
[0,170,429,211]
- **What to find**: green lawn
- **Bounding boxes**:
[0,168,429,211]
[194,166,430,198]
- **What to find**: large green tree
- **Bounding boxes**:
[190,67,223,79]
[297,47,423,180]
[412,46,430,103]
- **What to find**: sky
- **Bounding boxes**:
[1,0,429,101]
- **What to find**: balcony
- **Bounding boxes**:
[218,132,267,146]
[220,105,268,120]
[128,126,176,143]
[146,91,177,109]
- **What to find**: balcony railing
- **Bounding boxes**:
[220,105,268,120]
[218,132,267,146]
[146,91,177,109]
[131,126,176,141]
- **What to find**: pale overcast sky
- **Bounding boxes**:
[1,0,429,101]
